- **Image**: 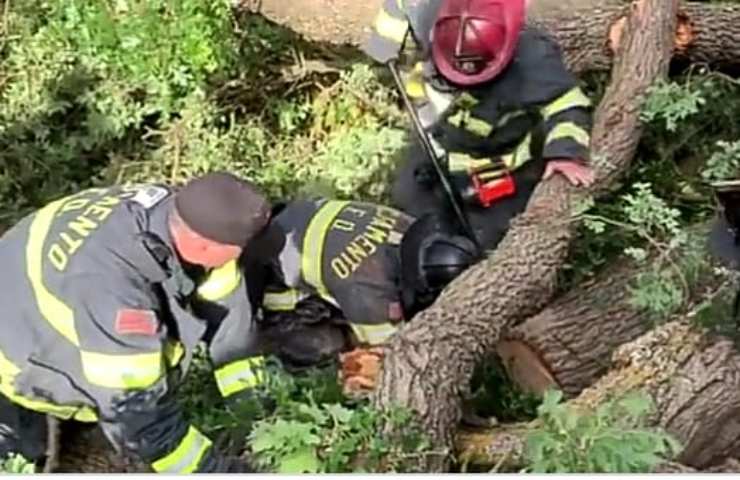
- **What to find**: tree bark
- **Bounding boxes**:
[497,227,731,397]
[455,321,740,470]
[245,0,740,75]
[371,0,678,471]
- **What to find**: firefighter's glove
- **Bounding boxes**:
[338,347,385,399]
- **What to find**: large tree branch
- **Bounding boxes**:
[371,0,679,471]
[246,1,740,74]
[455,321,740,470]
[498,225,730,397]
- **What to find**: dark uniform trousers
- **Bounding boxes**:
[391,139,547,252]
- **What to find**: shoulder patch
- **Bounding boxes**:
[130,185,170,209]
[115,309,159,336]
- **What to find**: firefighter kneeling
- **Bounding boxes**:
[254,199,478,395]
[0,172,280,472]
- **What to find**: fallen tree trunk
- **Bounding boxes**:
[371,0,678,471]
[245,1,740,75]
[497,227,732,397]
[456,321,740,470]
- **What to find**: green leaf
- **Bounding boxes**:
[277,448,321,473]
[298,403,328,425]
[326,403,354,424]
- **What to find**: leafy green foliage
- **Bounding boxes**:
[574,182,700,318]
[0,453,36,474]
[0,1,404,230]
[702,140,740,182]
[248,369,434,473]
[641,79,706,133]
[467,354,540,423]
[177,353,433,473]
[524,390,681,473]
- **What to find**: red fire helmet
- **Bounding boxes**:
[430,0,525,86]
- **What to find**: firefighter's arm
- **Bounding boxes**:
[194,260,270,404]
[75,283,246,473]
[362,0,411,63]
[539,86,593,163]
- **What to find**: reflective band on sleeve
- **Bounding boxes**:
[214,356,266,398]
[263,289,307,312]
[302,201,349,301]
[447,110,493,138]
[542,87,592,119]
[504,132,533,170]
[372,8,409,44]
[448,153,495,173]
[197,259,242,302]
[152,425,212,473]
[0,349,98,422]
[26,198,79,346]
[350,323,398,345]
[546,122,591,147]
[80,350,164,389]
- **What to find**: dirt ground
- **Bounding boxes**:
[244,0,620,47]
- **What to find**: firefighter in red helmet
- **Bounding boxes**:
[364,0,594,251]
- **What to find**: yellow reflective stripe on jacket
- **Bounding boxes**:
[263,289,304,312]
[448,110,494,138]
[303,201,349,302]
[0,349,97,422]
[214,356,266,398]
[197,259,241,302]
[26,198,79,346]
[546,122,590,147]
[542,87,592,119]
[80,350,164,389]
[152,425,212,473]
[405,63,425,99]
[351,323,398,345]
[449,152,496,173]
[372,7,408,43]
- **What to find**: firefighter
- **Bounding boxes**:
[256,198,479,370]
[363,0,595,250]
[0,172,280,472]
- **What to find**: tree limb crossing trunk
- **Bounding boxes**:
[455,321,740,470]
[371,0,679,471]
[497,226,730,397]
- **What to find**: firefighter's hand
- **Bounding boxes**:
[338,347,385,398]
[544,159,595,187]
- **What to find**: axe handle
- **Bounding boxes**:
[387,60,480,249]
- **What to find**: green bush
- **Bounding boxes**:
[0,1,405,230]
[524,390,681,473]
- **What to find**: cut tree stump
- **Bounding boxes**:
[455,321,740,470]
[371,0,679,471]
[245,0,740,74]
[497,227,731,397]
